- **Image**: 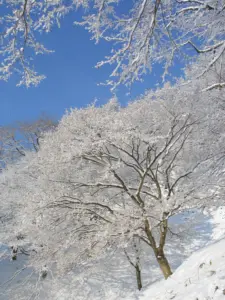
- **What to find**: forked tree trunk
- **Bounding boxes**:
[144,218,173,279]
[156,250,173,279]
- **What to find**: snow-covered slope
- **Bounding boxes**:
[138,238,225,300]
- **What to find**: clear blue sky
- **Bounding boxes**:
[0,9,178,126]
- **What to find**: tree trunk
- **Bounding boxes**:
[156,252,172,279]
[135,264,142,290]
[144,218,172,279]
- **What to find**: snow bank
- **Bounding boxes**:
[137,238,225,300]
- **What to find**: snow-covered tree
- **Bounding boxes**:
[1,0,225,89]
[5,82,222,283]
[16,114,57,152]
[0,114,56,170]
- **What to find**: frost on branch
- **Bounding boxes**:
[0,0,86,86]
[1,0,225,88]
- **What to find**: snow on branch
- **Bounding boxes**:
[0,0,225,89]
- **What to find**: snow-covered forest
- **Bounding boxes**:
[1,1,225,299]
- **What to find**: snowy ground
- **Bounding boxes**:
[132,207,225,300]
[136,238,225,300]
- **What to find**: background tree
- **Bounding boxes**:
[0,113,57,274]
[0,114,57,170]
[16,114,57,152]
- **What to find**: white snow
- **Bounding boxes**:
[136,238,225,300]
[210,206,225,240]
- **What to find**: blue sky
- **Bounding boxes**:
[0,8,176,126]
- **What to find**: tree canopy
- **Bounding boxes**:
[1,76,224,288]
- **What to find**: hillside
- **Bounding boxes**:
[136,238,225,300]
